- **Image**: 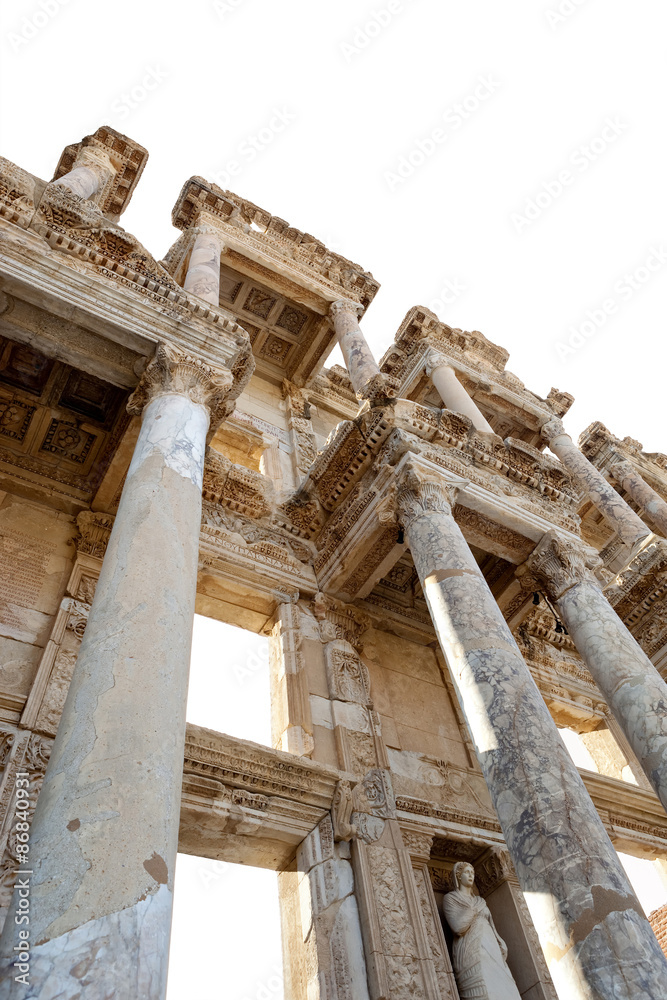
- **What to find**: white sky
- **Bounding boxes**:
[2,0,667,993]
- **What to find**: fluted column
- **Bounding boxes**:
[329,300,385,401]
[183,225,225,305]
[52,146,115,201]
[541,418,650,548]
[394,457,667,999]
[424,349,494,435]
[518,530,667,814]
[611,459,667,538]
[0,344,233,999]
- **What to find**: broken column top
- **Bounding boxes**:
[51,125,148,222]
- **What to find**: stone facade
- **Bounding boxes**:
[0,126,665,998]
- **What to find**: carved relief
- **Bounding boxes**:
[76,510,115,558]
[324,642,371,706]
[128,342,234,431]
[518,530,599,601]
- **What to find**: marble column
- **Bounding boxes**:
[541,418,650,549]
[394,457,667,1000]
[329,300,384,401]
[0,343,233,999]
[52,147,115,201]
[519,530,667,815]
[425,349,495,435]
[183,226,225,305]
[611,459,667,538]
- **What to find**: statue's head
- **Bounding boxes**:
[452,862,475,890]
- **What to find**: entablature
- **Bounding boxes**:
[379,306,573,446]
[164,177,380,388]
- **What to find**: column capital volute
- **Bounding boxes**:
[540,416,572,447]
[516,529,601,601]
[127,342,234,431]
[423,347,451,378]
[382,459,466,531]
[329,299,364,323]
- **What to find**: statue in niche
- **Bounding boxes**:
[442,862,521,1000]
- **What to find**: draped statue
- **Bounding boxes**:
[441,862,521,1000]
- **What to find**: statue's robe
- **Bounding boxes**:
[442,890,521,1000]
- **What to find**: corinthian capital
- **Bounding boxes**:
[610,459,635,484]
[128,343,233,430]
[394,461,463,531]
[423,349,450,378]
[540,416,570,445]
[517,530,599,600]
[329,299,363,324]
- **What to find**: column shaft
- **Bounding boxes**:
[521,531,667,814]
[0,346,231,999]
[426,353,494,435]
[612,460,667,537]
[52,165,101,200]
[542,419,650,548]
[52,148,115,202]
[330,300,382,399]
[183,228,223,305]
[397,463,667,999]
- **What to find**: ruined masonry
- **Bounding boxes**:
[0,126,665,999]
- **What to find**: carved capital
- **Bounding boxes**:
[128,343,233,429]
[311,592,370,648]
[540,416,570,445]
[394,462,462,531]
[329,299,363,325]
[610,459,635,485]
[423,349,450,378]
[76,510,115,558]
[517,530,599,601]
[474,848,518,896]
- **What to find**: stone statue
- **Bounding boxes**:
[442,862,521,1000]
